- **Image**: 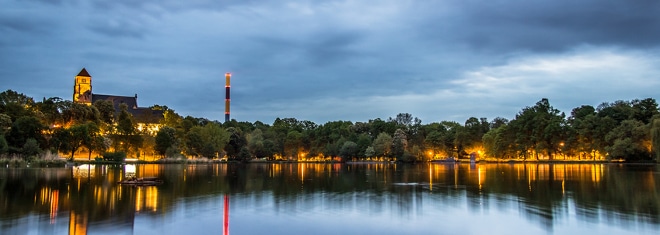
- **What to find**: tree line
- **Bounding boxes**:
[1,89,659,162]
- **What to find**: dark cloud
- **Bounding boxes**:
[303,31,365,67]
[2,0,660,123]
[416,0,660,53]
[89,0,264,16]
[87,19,148,39]
[33,0,64,5]
[0,13,55,36]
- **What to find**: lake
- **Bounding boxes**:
[1,163,658,235]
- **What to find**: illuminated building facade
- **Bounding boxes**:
[73,68,92,104]
[72,68,163,132]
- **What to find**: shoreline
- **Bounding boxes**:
[2,156,657,167]
[70,159,657,165]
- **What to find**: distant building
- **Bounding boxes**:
[73,68,92,104]
[73,68,163,134]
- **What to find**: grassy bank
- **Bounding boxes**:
[0,152,67,167]
[2,155,654,167]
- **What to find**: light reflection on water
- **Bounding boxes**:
[0,163,659,235]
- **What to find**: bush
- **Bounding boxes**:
[102,152,127,162]
[30,158,66,167]
[10,157,23,166]
[400,151,417,163]
[21,138,41,157]
[238,147,252,162]
[30,152,66,167]
[165,146,183,158]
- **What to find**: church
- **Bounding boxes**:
[72,68,163,133]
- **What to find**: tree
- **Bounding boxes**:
[388,113,422,142]
[247,129,266,158]
[127,134,144,158]
[225,127,247,160]
[411,145,423,162]
[155,126,179,157]
[372,132,392,159]
[209,123,230,157]
[631,98,659,124]
[323,141,341,159]
[569,105,597,159]
[181,116,203,133]
[0,89,34,108]
[112,103,141,154]
[392,129,408,160]
[93,100,115,125]
[561,124,578,160]
[69,123,92,160]
[82,122,104,160]
[425,130,444,158]
[238,147,252,162]
[652,119,660,162]
[355,133,372,160]
[0,113,11,135]
[364,146,375,160]
[605,119,651,161]
[460,117,489,153]
[187,123,230,158]
[284,130,303,160]
[21,138,41,157]
[368,118,397,138]
[592,116,617,159]
[60,101,100,125]
[35,97,65,126]
[339,141,358,161]
[388,113,421,130]
[161,109,183,130]
[185,126,203,157]
[116,104,135,136]
[490,117,509,129]
[90,135,108,160]
[597,100,634,124]
[210,124,231,158]
[7,116,44,152]
[0,89,35,120]
[483,125,508,159]
[262,139,277,160]
[439,121,462,157]
[52,123,92,160]
[508,98,565,160]
[0,135,8,154]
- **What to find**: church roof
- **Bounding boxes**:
[91,94,164,123]
[92,94,139,113]
[77,68,91,77]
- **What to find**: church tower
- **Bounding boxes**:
[73,68,92,105]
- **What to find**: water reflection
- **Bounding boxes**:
[0,163,658,234]
[223,195,229,235]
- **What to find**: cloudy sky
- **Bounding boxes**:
[2,0,660,124]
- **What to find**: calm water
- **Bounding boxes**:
[1,163,659,235]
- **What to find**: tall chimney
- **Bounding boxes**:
[225,73,231,122]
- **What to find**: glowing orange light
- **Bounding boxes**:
[50,190,59,224]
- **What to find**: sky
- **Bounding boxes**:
[2,0,660,125]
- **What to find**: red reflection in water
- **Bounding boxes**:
[223,195,229,235]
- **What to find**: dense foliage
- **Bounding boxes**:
[1,89,659,162]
